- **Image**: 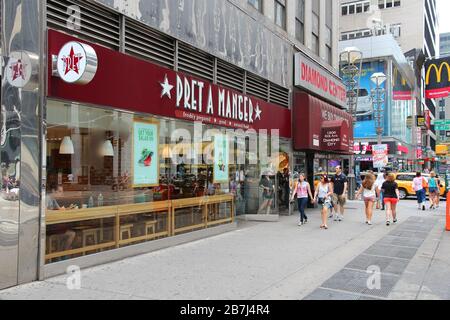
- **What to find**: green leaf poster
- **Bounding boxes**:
[133,121,159,187]
[214,134,229,183]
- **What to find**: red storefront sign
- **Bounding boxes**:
[294,53,347,108]
[293,91,353,154]
[47,30,291,138]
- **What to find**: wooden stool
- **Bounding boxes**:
[82,228,100,255]
[120,224,134,240]
[46,234,60,254]
[145,220,157,236]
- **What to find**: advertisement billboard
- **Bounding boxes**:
[132,121,159,187]
[373,144,389,169]
[425,57,450,99]
[353,61,387,138]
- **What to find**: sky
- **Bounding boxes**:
[438,0,450,33]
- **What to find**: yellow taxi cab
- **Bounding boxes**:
[394,173,446,199]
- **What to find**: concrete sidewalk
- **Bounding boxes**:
[0,200,448,300]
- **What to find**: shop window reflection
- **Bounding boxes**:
[45,101,236,263]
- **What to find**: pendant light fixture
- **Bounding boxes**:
[59,136,74,155]
[101,139,114,157]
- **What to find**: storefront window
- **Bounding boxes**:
[45,101,237,263]
[44,100,289,262]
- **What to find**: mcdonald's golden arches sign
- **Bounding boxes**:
[425,57,450,99]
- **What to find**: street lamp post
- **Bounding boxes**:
[340,47,363,200]
[370,72,387,147]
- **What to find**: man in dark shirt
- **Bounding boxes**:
[332,166,348,222]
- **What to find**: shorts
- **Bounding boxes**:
[332,194,346,206]
[363,196,376,202]
[384,198,399,205]
[429,188,439,195]
[318,198,333,209]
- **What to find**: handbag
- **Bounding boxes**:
[422,177,428,189]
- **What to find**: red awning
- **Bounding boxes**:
[293,91,354,154]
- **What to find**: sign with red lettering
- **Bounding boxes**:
[294,52,347,108]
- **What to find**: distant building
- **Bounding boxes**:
[339,0,439,166]
[440,32,450,57]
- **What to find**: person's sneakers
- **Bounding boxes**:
[386,221,391,226]
[338,215,343,222]
[334,215,339,221]
[368,221,372,225]
[393,219,398,224]
[298,222,303,227]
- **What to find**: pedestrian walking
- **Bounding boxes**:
[314,175,334,230]
[331,166,348,222]
[356,173,376,225]
[374,172,386,210]
[428,171,439,210]
[412,172,427,211]
[381,173,400,226]
[290,173,314,226]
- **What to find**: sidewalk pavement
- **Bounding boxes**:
[0,199,448,300]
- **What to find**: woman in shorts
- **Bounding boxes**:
[356,173,376,225]
[381,173,400,226]
[428,171,439,210]
[313,175,334,230]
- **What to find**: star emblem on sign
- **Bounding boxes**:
[62,46,83,75]
[160,74,174,99]
[255,104,262,121]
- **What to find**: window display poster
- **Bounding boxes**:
[133,121,159,187]
[373,144,389,169]
[214,134,229,183]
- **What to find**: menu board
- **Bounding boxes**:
[214,134,229,183]
[133,121,159,187]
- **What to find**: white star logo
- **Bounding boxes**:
[255,104,262,121]
[160,74,174,99]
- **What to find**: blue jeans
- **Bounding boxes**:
[297,198,309,223]
[416,189,426,204]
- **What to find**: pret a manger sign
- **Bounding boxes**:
[160,73,262,126]
[48,29,291,138]
[56,41,98,85]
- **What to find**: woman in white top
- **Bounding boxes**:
[313,175,334,230]
[412,172,427,211]
[356,173,377,225]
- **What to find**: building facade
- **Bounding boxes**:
[340,35,417,172]
[0,0,347,289]
[339,0,439,169]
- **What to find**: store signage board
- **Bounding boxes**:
[432,119,450,126]
[416,116,426,128]
[132,121,159,188]
[214,134,230,183]
[435,125,450,131]
[294,52,347,108]
[48,30,291,138]
[56,41,98,84]
[373,144,389,169]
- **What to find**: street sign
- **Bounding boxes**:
[432,119,450,126]
[435,125,450,131]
